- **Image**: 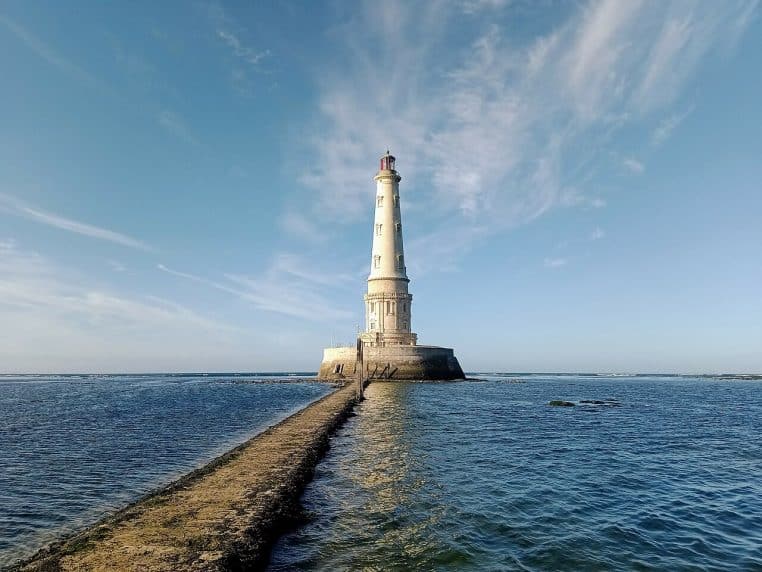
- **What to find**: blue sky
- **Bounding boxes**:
[1,1,760,374]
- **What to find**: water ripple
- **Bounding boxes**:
[0,374,331,567]
[270,375,762,571]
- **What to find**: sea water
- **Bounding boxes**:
[270,374,762,571]
[0,373,331,567]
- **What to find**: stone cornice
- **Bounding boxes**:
[374,170,401,183]
[364,292,413,300]
[366,276,409,283]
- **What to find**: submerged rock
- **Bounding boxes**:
[548,400,575,407]
[579,399,621,407]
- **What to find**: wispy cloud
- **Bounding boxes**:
[107,260,127,272]
[216,28,269,66]
[290,0,754,270]
[0,194,151,251]
[0,13,99,87]
[158,252,353,322]
[207,3,270,94]
[544,257,568,268]
[461,0,510,14]
[652,106,695,145]
[623,158,645,174]
[0,241,239,372]
[157,110,200,146]
[590,227,605,241]
[279,210,327,242]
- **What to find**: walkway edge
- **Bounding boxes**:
[13,382,360,572]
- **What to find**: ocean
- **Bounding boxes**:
[269,374,762,571]
[2,373,760,570]
[0,373,331,567]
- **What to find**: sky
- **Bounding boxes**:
[0,1,760,374]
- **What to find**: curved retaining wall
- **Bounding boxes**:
[319,345,464,381]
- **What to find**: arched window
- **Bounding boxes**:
[377,196,384,207]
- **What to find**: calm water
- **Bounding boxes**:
[0,373,331,567]
[270,375,762,571]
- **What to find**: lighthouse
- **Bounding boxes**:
[362,151,416,347]
[318,152,464,380]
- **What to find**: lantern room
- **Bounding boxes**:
[380,150,396,171]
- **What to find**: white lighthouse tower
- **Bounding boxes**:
[318,152,464,380]
[362,151,416,347]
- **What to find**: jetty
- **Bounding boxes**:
[14,382,361,572]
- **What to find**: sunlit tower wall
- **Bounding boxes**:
[362,151,417,347]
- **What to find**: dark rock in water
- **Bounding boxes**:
[579,399,621,407]
[549,400,575,407]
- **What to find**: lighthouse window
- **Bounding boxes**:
[374,255,381,268]
[396,223,401,234]
[386,301,392,314]
[402,302,407,312]
[397,255,404,269]
[393,195,399,206]
[377,196,384,207]
[375,224,383,236]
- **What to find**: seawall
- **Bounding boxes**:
[319,345,465,381]
[13,382,360,572]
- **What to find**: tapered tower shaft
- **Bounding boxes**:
[363,151,416,346]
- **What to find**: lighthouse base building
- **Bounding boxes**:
[318,152,464,381]
[319,345,462,381]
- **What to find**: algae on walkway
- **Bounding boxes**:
[15,382,360,572]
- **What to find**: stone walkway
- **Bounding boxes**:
[15,382,360,571]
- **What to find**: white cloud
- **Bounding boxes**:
[623,158,645,174]
[158,253,354,322]
[565,0,645,120]
[0,241,241,372]
[216,28,269,66]
[279,210,326,242]
[590,227,605,240]
[157,110,200,145]
[461,0,510,14]
[288,0,753,275]
[652,106,695,146]
[207,3,269,94]
[0,14,99,87]
[107,260,127,272]
[544,257,568,268]
[0,193,151,251]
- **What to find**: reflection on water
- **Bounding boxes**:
[0,374,331,567]
[270,375,762,570]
